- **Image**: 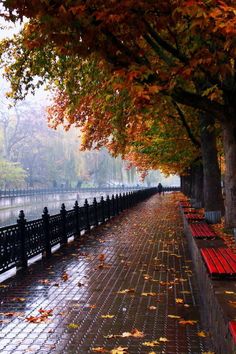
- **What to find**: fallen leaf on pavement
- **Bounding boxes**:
[159,337,168,342]
[117,289,135,294]
[142,341,159,347]
[92,347,109,352]
[175,298,184,304]
[110,347,128,354]
[61,272,69,281]
[197,331,208,337]
[67,323,80,329]
[168,315,181,319]
[101,315,114,319]
[179,320,198,325]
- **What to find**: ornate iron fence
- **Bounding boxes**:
[0,188,158,275]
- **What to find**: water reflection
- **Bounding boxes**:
[0,191,121,227]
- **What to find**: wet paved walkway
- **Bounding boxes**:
[0,194,214,354]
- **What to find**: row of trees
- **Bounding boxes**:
[0,1,235,228]
[0,85,150,188]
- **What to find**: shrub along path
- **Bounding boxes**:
[0,193,214,354]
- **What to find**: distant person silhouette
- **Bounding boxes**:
[157,183,164,195]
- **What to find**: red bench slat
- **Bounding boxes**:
[190,223,216,238]
[185,213,205,221]
[229,321,236,343]
[201,248,236,276]
[201,249,219,275]
[213,249,235,274]
[220,248,236,271]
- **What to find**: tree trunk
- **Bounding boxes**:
[222,119,236,228]
[190,162,204,208]
[199,112,224,216]
[181,174,191,197]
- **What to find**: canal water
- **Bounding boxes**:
[0,190,125,227]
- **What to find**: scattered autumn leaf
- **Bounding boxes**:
[92,348,108,353]
[67,323,80,329]
[197,331,208,337]
[179,320,198,325]
[117,289,135,294]
[141,292,157,296]
[61,272,69,281]
[99,254,106,262]
[142,341,159,347]
[101,315,114,319]
[148,306,157,310]
[168,315,181,319]
[159,337,168,342]
[175,298,184,304]
[38,279,50,285]
[11,297,26,302]
[225,291,236,295]
[110,347,128,354]
[131,328,144,337]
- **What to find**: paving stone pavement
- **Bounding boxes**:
[0,193,214,354]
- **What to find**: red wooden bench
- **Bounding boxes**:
[201,248,236,277]
[179,201,191,208]
[229,321,236,343]
[185,213,205,222]
[183,208,197,214]
[189,223,217,238]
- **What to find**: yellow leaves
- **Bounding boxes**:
[175,298,184,304]
[11,297,26,302]
[117,289,135,294]
[101,315,114,319]
[142,341,159,347]
[197,331,208,337]
[225,291,236,295]
[141,292,157,297]
[159,337,168,342]
[168,315,181,319]
[67,323,80,329]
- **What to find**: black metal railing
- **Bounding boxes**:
[0,188,157,275]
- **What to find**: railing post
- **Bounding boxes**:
[111,194,115,216]
[17,210,28,269]
[42,207,51,258]
[60,203,67,245]
[101,196,105,223]
[106,195,110,220]
[74,201,80,237]
[115,194,119,214]
[119,193,123,212]
[84,199,90,232]
[93,197,98,227]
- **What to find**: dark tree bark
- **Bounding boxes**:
[222,118,236,228]
[199,112,224,214]
[190,162,204,208]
